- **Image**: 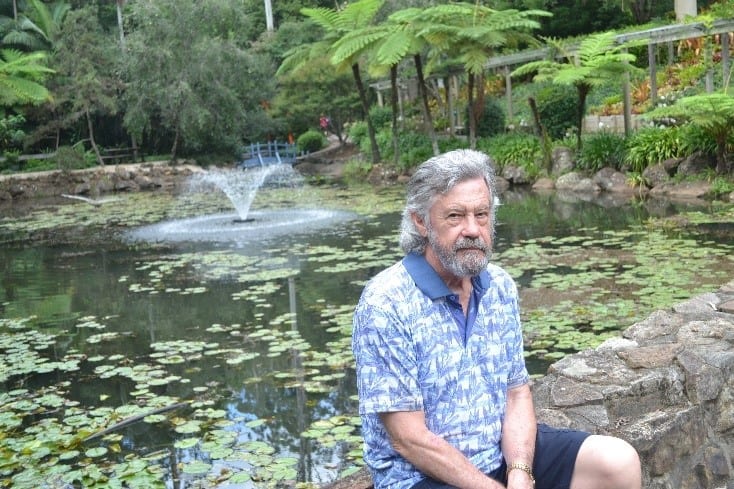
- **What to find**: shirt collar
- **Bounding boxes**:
[402,252,490,300]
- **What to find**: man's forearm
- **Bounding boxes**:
[501,384,537,488]
[381,411,505,489]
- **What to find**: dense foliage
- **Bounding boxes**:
[0,0,731,180]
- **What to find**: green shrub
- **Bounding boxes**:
[535,84,577,140]
[53,145,91,171]
[625,126,684,173]
[577,131,627,172]
[342,158,373,183]
[297,129,326,154]
[679,123,732,158]
[1,150,21,172]
[348,121,369,147]
[478,133,541,176]
[438,137,468,153]
[376,129,433,171]
[368,105,393,130]
[709,176,734,198]
[470,97,506,138]
[22,158,57,172]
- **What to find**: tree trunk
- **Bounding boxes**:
[575,83,589,151]
[170,124,180,164]
[352,63,381,164]
[413,54,439,156]
[529,97,552,174]
[445,76,454,137]
[116,0,126,48]
[390,65,400,167]
[467,73,477,150]
[715,134,728,175]
[85,108,104,166]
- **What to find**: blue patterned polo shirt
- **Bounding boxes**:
[352,252,529,489]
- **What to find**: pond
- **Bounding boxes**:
[1,171,733,488]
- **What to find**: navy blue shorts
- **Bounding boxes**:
[410,424,589,489]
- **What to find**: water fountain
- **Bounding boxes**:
[128,164,357,244]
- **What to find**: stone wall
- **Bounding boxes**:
[0,162,203,201]
[326,281,734,489]
[533,280,734,489]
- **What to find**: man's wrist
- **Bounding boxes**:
[506,461,534,484]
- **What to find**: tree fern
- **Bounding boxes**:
[0,49,53,107]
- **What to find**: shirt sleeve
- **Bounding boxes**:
[352,296,424,415]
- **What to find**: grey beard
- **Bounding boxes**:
[430,234,491,277]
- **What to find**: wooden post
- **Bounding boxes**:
[623,48,632,137]
[648,43,658,106]
[722,32,731,86]
[504,66,513,123]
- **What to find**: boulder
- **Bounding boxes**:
[551,146,575,175]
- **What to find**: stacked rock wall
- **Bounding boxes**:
[533,281,734,489]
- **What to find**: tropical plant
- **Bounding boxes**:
[1,0,69,51]
[478,132,541,172]
[414,4,550,149]
[512,31,642,151]
[624,126,684,173]
[279,0,384,164]
[644,90,734,174]
[0,48,52,109]
[331,8,437,162]
[577,131,627,172]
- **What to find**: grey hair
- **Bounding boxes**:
[399,149,498,254]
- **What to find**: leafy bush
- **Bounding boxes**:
[679,123,732,158]
[478,133,541,176]
[438,137,468,153]
[625,126,684,173]
[368,105,393,130]
[709,176,734,198]
[376,129,433,172]
[577,131,627,172]
[471,97,506,138]
[297,130,326,153]
[22,158,57,172]
[535,84,577,140]
[53,146,93,172]
[342,158,373,183]
[1,150,21,173]
[348,121,369,148]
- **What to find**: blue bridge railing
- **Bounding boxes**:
[237,141,300,169]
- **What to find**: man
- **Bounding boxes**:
[352,149,641,489]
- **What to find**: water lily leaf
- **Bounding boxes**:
[181,460,211,475]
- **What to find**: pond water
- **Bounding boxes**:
[0,178,733,488]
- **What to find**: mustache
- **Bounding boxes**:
[454,237,489,252]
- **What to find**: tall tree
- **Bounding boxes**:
[512,31,641,151]
[332,19,426,162]
[278,0,384,164]
[414,4,549,148]
[46,6,120,164]
[123,0,274,161]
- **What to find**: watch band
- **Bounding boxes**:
[507,461,535,484]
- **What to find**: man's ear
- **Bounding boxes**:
[411,212,428,237]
